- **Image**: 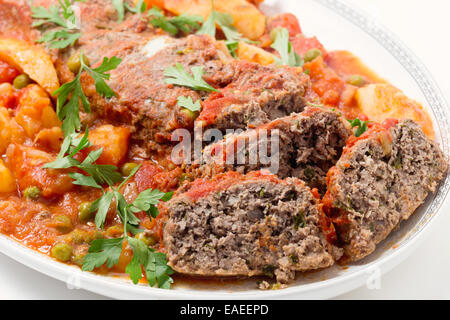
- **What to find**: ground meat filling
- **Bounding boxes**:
[199,108,352,193]
[164,174,337,284]
[324,120,448,261]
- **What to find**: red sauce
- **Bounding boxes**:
[0,2,419,282]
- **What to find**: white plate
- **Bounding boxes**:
[0,0,449,299]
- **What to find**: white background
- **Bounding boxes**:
[1,0,449,299]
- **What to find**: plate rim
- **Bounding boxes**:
[0,0,449,299]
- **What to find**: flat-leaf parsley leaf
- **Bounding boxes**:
[52,53,121,136]
[270,27,302,67]
[164,63,218,92]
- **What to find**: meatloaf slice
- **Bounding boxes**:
[198,107,352,193]
[197,60,310,132]
[323,119,448,261]
[163,171,341,284]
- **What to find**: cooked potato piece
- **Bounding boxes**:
[164,0,266,40]
[6,143,73,197]
[237,41,274,66]
[0,106,11,155]
[14,85,61,139]
[88,125,130,166]
[0,159,15,193]
[34,127,63,152]
[0,38,59,95]
[356,84,435,139]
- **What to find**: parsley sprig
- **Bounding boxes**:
[44,130,174,286]
[348,118,370,137]
[111,0,148,22]
[197,6,243,42]
[82,164,174,287]
[270,27,302,67]
[31,0,85,49]
[164,63,218,92]
[43,130,123,188]
[177,96,201,112]
[197,4,253,57]
[147,6,203,36]
[53,53,121,136]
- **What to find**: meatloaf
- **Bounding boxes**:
[198,107,352,193]
[323,119,448,261]
[81,40,309,156]
[163,171,341,284]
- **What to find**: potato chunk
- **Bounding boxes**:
[237,41,274,66]
[0,159,15,193]
[88,125,130,166]
[355,84,435,139]
[0,38,60,95]
[14,85,61,139]
[6,143,73,197]
[0,106,11,154]
[164,0,266,40]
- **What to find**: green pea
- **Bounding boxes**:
[53,215,73,234]
[51,243,73,262]
[72,252,85,266]
[69,229,103,244]
[67,53,90,74]
[13,74,31,89]
[69,229,88,244]
[347,75,365,87]
[84,230,103,243]
[135,232,157,246]
[180,108,199,121]
[179,173,194,182]
[23,186,41,200]
[121,162,139,177]
[303,48,322,63]
[78,201,93,222]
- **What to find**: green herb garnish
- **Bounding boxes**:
[164,63,218,92]
[111,0,147,22]
[270,27,302,67]
[53,53,121,136]
[196,4,255,56]
[45,130,174,287]
[348,118,370,137]
[293,211,306,230]
[31,0,85,48]
[177,96,201,112]
[147,6,203,36]
[197,6,242,42]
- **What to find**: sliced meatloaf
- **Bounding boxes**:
[163,171,341,284]
[78,33,309,156]
[323,119,448,261]
[197,61,310,132]
[198,107,352,193]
